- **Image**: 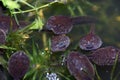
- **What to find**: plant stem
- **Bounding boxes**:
[57,72,71,80]
[110,53,118,80]
[94,65,102,80]
[42,32,47,48]
[12,1,58,14]
[19,0,35,9]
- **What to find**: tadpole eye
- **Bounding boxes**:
[79,24,102,50]
[0,29,6,44]
[8,51,30,80]
[67,51,95,80]
[87,46,120,65]
[46,16,73,34]
[51,34,70,52]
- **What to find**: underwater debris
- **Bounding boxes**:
[87,46,120,65]
[67,51,95,80]
[46,72,60,80]
[8,51,30,80]
[51,34,70,52]
[46,15,97,34]
[79,24,102,50]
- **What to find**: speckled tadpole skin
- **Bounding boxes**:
[46,16,73,34]
[8,51,30,80]
[46,15,97,34]
[67,52,95,80]
[51,35,70,52]
[88,46,120,65]
[79,24,102,50]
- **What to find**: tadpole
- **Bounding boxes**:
[87,46,120,65]
[46,15,97,34]
[51,34,70,52]
[79,24,102,50]
[67,51,95,80]
[8,51,30,80]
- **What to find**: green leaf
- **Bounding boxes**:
[2,0,20,10]
[0,45,16,50]
[23,69,36,80]
[0,56,7,66]
[111,53,119,80]
[29,17,44,30]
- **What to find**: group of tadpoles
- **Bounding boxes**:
[0,15,120,80]
[46,15,120,80]
[0,16,30,80]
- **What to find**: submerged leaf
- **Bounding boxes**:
[29,17,43,30]
[0,45,16,50]
[2,0,20,10]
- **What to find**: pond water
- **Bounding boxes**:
[1,0,120,80]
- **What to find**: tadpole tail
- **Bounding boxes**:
[71,16,98,25]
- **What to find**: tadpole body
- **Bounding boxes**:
[67,51,95,80]
[51,34,70,52]
[79,24,102,50]
[87,46,120,65]
[8,51,30,80]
